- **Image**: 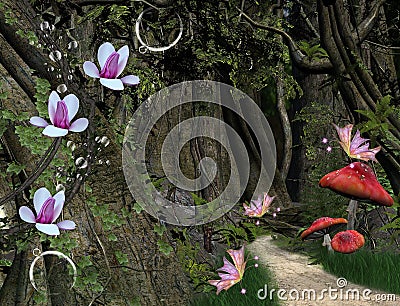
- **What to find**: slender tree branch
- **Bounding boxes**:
[355,0,387,43]
[0,35,36,100]
[0,138,62,206]
[238,10,333,73]
[365,40,400,50]
[0,5,53,86]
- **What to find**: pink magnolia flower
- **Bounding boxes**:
[19,187,75,235]
[209,246,246,295]
[83,42,140,90]
[333,124,380,161]
[243,193,275,218]
[30,91,88,137]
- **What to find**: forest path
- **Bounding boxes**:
[248,236,399,306]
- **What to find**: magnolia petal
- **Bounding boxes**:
[350,131,369,153]
[351,143,370,155]
[36,198,55,224]
[371,146,381,154]
[19,206,36,223]
[116,46,129,77]
[57,220,76,230]
[117,45,129,60]
[69,118,89,133]
[98,42,115,69]
[356,151,379,162]
[261,194,275,216]
[116,56,128,78]
[42,125,69,137]
[30,116,49,128]
[48,91,61,125]
[333,124,352,155]
[217,257,238,275]
[100,78,124,90]
[52,191,65,223]
[33,187,51,215]
[63,94,79,121]
[209,279,237,294]
[218,271,239,281]
[36,223,60,236]
[83,61,100,78]
[121,75,140,86]
[227,246,245,274]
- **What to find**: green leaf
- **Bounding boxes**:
[108,233,118,241]
[133,202,143,214]
[6,162,25,175]
[157,240,173,256]
[115,250,129,265]
[78,256,93,269]
[153,224,166,236]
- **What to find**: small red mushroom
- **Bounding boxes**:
[301,217,348,251]
[331,230,365,254]
[319,162,393,207]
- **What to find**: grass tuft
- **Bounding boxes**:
[190,252,280,306]
[318,246,400,294]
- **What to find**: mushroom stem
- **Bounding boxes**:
[322,233,333,252]
[347,200,358,230]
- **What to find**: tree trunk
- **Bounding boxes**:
[0,1,191,305]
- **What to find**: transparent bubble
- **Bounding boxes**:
[49,51,62,62]
[67,141,76,151]
[56,184,65,192]
[57,74,62,79]
[95,136,101,143]
[40,21,49,31]
[106,160,110,165]
[98,160,103,165]
[68,41,78,49]
[76,173,83,180]
[75,157,88,169]
[57,84,67,93]
[100,136,110,147]
[56,172,62,178]
[68,74,73,81]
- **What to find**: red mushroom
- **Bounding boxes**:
[319,162,393,207]
[331,230,365,254]
[301,217,348,251]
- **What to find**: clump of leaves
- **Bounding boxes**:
[298,41,329,60]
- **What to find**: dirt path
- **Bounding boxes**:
[248,236,399,306]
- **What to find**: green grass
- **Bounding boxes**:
[190,255,281,306]
[318,245,400,294]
